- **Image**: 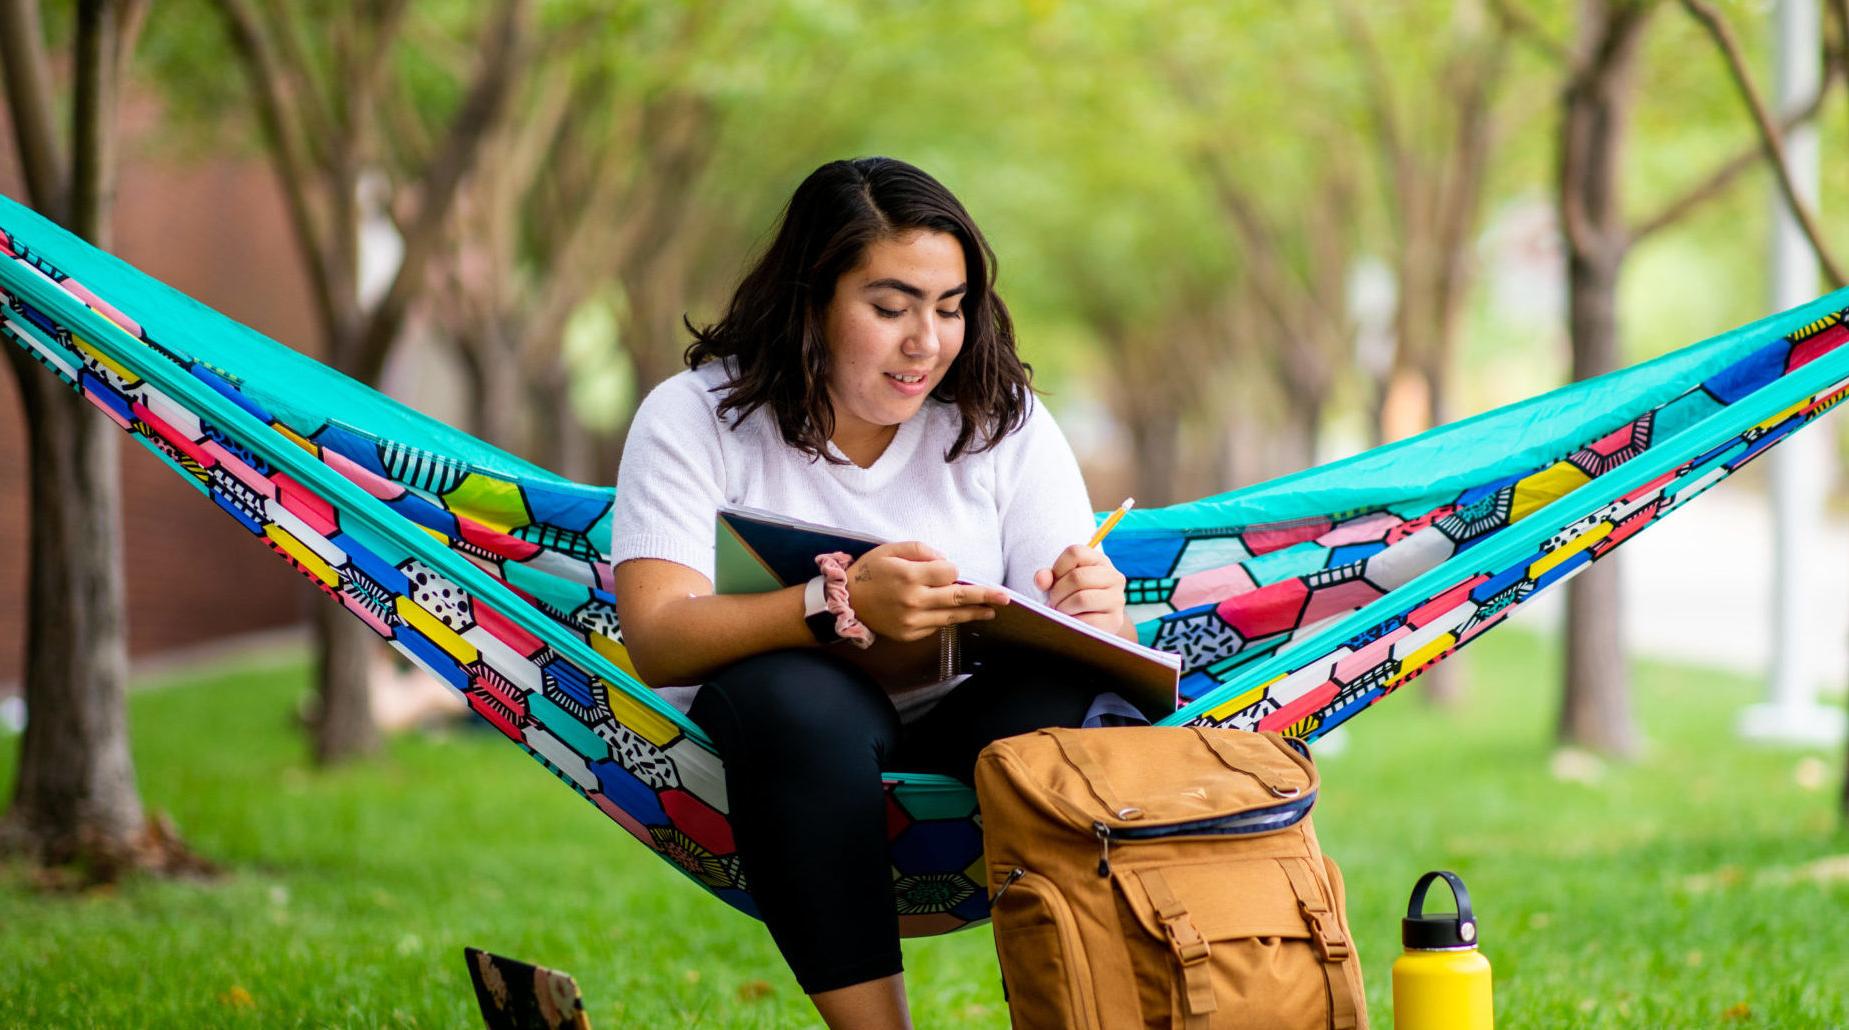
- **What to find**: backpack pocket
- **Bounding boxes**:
[1112,858,1362,1029]
[989,867,1101,1030]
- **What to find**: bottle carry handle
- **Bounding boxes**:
[1407,870,1474,923]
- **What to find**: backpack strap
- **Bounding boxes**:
[1136,868,1215,1030]
[1191,727,1309,797]
[1049,731,1129,814]
[1280,858,1361,1030]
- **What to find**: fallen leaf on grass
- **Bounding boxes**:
[1680,865,1745,893]
[1683,854,1849,892]
[1549,747,1605,785]
[218,985,255,1009]
[1722,1001,1751,1020]
[1794,757,1827,791]
[736,980,773,1001]
[1786,854,1849,886]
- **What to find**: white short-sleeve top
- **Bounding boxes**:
[610,358,1098,721]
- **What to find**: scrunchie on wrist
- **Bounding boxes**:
[814,552,875,649]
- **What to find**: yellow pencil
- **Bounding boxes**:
[1087,497,1135,550]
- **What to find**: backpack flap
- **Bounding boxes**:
[1042,727,1318,831]
[1113,859,1362,1030]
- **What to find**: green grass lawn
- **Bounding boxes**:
[2,626,1846,1028]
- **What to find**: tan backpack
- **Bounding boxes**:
[974,726,1366,1030]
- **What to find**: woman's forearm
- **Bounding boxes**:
[625,584,816,687]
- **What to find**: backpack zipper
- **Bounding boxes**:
[1091,792,1317,877]
[990,866,1027,907]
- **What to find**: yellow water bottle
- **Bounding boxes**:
[1392,870,1494,1030]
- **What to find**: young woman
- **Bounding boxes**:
[611,156,1133,1028]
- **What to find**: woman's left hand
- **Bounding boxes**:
[1033,545,1129,636]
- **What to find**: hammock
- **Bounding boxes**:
[4,193,1846,937]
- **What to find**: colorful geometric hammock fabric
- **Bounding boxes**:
[5,193,1847,936]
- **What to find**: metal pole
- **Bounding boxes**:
[1741,0,1846,746]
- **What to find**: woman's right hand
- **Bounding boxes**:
[845,541,1010,642]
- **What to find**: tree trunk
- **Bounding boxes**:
[310,604,380,764]
[1840,691,1849,824]
[1276,395,1322,478]
[1560,254,1636,754]
[304,320,384,764]
[0,0,208,880]
[0,373,141,868]
[1559,561,1635,753]
[528,364,596,482]
[209,0,530,764]
[1127,404,1183,507]
[1558,240,1638,756]
[1417,305,1466,707]
[459,325,528,457]
[1556,293,1639,758]
[1551,0,1648,759]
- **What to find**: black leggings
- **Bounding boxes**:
[687,647,1100,994]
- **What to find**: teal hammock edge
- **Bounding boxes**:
[1160,336,1849,734]
[6,191,1849,935]
[1121,284,1849,536]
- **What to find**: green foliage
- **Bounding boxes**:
[111,0,1849,452]
[1,628,1844,1026]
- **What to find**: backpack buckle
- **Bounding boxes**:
[1162,914,1212,966]
[1297,902,1351,963]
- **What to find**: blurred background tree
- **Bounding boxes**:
[0,0,185,878]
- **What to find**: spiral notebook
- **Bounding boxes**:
[714,505,1180,720]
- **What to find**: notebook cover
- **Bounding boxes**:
[715,507,1180,718]
[463,947,591,1030]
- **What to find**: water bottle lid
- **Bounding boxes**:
[1402,870,1479,950]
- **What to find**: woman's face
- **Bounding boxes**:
[821,229,968,445]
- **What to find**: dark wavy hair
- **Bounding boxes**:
[683,156,1033,463]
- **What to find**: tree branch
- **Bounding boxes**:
[1201,159,1311,358]
[1433,28,1508,327]
[1557,101,1604,259]
[344,0,409,141]
[1680,0,1848,286]
[71,0,123,242]
[257,0,337,177]
[211,0,342,338]
[1630,51,1842,245]
[0,0,70,218]
[1487,0,1572,65]
[115,0,149,81]
[500,64,579,234]
[1333,0,1410,244]
[351,0,531,384]
[1556,4,1656,263]
[516,87,673,370]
